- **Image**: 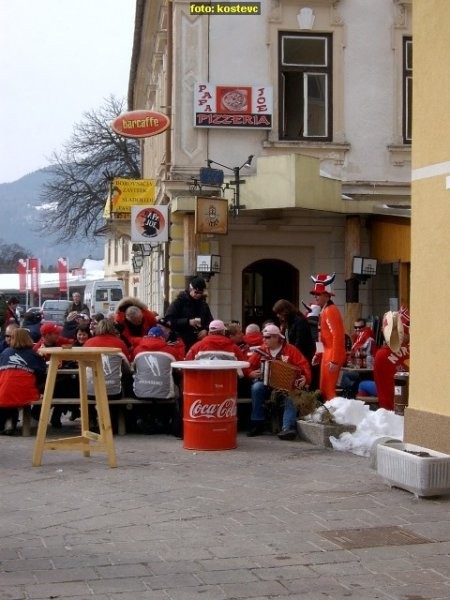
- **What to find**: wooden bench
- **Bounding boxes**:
[355,395,379,409]
[20,396,252,437]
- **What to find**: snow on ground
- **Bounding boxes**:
[309,397,404,457]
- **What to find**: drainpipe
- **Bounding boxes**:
[163,0,173,312]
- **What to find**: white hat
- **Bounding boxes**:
[382,311,404,353]
[209,319,227,332]
[262,324,285,339]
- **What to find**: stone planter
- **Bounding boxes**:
[377,442,450,497]
[297,420,356,448]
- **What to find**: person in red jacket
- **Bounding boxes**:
[310,273,346,401]
[243,323,264,349]
[185,320,249,363]
[114,297,157,351]
[374,306,410,410]
[247,324,311,440]
[132,326,185,362]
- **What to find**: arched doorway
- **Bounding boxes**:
[242,259,299,328]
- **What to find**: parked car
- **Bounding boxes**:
[41,300,73,325]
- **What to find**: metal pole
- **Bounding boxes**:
[234,166,240,216]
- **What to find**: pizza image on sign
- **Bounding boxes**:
[217,86,251,113]
[131,205,169,243]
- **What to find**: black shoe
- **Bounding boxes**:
[247,423,264,437]
[278,429,297,441]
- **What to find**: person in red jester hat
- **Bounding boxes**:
[374,306,410,411]
[310,273,346,401]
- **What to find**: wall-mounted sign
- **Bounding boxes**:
[103,178,155,218]
[195,197,229,235]
[194,83,272,129]
[131,205,169,243]
[111,110,170,138]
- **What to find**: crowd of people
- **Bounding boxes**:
[0,272,410,438]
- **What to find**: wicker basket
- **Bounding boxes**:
[266,360,298,392]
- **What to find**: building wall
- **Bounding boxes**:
[405,0,450,452]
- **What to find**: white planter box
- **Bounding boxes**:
[377,442,450,497]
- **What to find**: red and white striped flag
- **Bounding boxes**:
[17,258,27,292]
[58,257,68,293]
[29,257,40,294]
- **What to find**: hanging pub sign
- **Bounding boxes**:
[194,82,272,129]
[131,205,169,243]
[111,110,170,138]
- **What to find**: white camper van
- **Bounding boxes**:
[83,280,124,316]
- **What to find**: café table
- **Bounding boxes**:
[32,347,121,468]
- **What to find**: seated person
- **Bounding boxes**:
[185,320,249,363]
[357,379,377,397]
[243,323,263,349]
[132,326,185,361]
[132,337,180,434]
[0,328,47,435]
[84,320,132,399]
[227,322,250,355]
[247,324,311,440]
[340,318,376,398]
[61,311,91,340]
[22,310,43,342]
[114,298,157,351]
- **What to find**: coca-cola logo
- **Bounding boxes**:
[188,398,237,420]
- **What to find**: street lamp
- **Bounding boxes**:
[206,155,254,216]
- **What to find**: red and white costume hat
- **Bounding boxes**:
[309,273,336,296]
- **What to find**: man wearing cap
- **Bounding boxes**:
[164,276,213,351]
[310,273,346,401]
[132,326,185,361]
[185,319,249,363]
[247,324,311,439]
[374,306,410,410]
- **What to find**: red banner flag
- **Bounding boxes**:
[18,258,27,292]
[58,257,68,293]
[29,257,40,294]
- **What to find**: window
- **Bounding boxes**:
[403,37,412,143]
[279,32,332,141]
[114,239,119,265]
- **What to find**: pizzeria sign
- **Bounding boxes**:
[194,82,272,129]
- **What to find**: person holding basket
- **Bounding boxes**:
[246,324,311,440]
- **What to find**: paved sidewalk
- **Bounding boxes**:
[1,427,450,600]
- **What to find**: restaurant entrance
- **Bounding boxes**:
[242,259,298,328]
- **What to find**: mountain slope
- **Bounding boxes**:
[0,169,103,267]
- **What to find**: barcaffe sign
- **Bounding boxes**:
[111,110,170,138]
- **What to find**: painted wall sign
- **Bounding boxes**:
[111,110,170,138]
[194,83,272,129]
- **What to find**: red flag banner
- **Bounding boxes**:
[29,257,40,294]
[18,258,27,292]
[58,257,68,293]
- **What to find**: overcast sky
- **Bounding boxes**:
[0,0,136,184]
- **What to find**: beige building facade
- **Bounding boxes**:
[405,0,450,453]
[106,0,412,337]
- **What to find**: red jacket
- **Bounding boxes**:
[84,333,131,362]
[247,341,311,386]
[132,336,185,361]
[243,331,264,348]
[186,334,249,363]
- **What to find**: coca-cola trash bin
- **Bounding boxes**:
[171,359,249,450]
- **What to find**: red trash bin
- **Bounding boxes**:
[172,360,249,451]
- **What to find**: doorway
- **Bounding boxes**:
[242,259,299,328]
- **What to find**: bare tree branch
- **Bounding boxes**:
[39,95,140,242]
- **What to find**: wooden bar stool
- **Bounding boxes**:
[32,347,120,468]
